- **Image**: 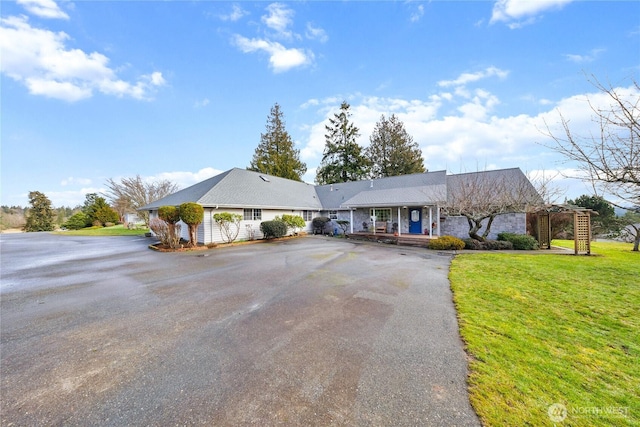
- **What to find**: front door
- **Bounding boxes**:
[409,207,422,234]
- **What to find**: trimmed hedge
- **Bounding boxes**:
[497,232,539,250]
[260,220,288,239]
[429,235,466,250]
[463,239,513,250]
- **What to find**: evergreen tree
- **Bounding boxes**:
[24,191,55,232]
[567,194,618,236]
[248,103,307,181]
[82,193,118,226]
[315,101,370,184]
[367,114,425,178]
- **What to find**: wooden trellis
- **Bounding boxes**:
[535,204,596,255]
[574,212,591,255]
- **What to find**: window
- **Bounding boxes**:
[329,210,338,220]
[370,208,391,222]
[303,210,314,221]
[243,208,262,220]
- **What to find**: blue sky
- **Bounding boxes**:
[1,0,639,208]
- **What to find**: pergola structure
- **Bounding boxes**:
[535,204,598,255]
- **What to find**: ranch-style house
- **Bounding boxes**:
[141,167,539,245]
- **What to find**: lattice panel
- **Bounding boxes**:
[537,214,551,249]
[574,213,591,255]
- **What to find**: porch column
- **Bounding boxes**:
[372,208,376,234]
[397,207,401,236]
[428,206,433,236]
[349,209,354,233]
[436,205,441,236]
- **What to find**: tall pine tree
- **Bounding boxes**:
[248,103,306,181]
[24,191,55,232]
[315,101,370,184]
[367,114,425,178]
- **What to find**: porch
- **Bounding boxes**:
[343,205,442,237]
[346,231,436,248]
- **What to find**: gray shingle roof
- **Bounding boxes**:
[141,167,540,212]
[315,170,447,209]
[446,168,542,204]
[140,168,322,211]
[341,185,447,208]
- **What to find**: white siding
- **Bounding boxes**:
[199,208,315,244]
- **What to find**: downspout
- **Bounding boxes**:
[211,205,218,244]
[210,209,214,244]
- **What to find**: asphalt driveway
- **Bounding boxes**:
[1,233,479,426]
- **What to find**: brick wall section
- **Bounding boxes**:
[441,213,526,240]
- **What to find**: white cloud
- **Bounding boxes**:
[262,3,295,39]
[60,176,92,187]
[438,66,509,88]
[17,0,69,20]
[194,98,210,108]
[564,48,605,63]
[46,187,106,208]
[0,15,165,102]
[490,0,574,28]
[230,3,321,73]
[219,4,248,22]
[305,22,328,43]
[232,35,312,73]
[297,76,637,201]
[146,167,224,190]
[410,5,425,23]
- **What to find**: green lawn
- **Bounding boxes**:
[56,224,149,236]
[450,241,638,426]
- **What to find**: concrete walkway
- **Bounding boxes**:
[1,234,480,426]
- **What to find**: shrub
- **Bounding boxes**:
[497,232,539,250]
[179,202,204,247]
[158,206,181,224]
[94,205,120,226]
[429,235,465,250]
[158,206,182,248]
[463,238,513,250]
[149,218,170,246]
[213,212,243,243]
[64,212,88,230]
[311,216,332,235]
[279,214,307,235]
[260,220,288,239]
[336,220,350,235]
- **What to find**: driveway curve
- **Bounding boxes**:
[1,233,480,426]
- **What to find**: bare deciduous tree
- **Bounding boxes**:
[445,169,542,241]
[105,175,179,226]
[527,170,566,204]
[543,77,639,209]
